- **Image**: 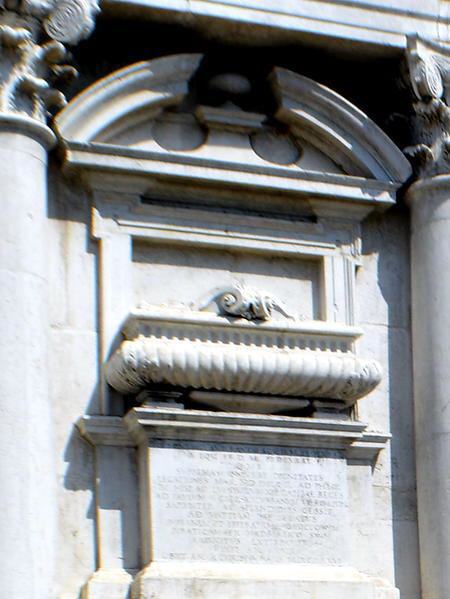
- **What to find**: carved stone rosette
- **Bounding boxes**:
[0,0,100,126]
[106,308,382,408]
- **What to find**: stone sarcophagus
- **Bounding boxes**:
[106,305,382,410]
[56,53,410,598]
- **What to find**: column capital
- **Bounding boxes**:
[404,35,450,178]
[0,0,100,135]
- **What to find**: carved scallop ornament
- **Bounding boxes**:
[105,308,382,407]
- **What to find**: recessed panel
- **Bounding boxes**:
[132,242,322,320]
[149,442,350,565]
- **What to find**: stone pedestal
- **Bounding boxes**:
[0,118,56,598]
[407,176,450,599]
[124,407,398,599]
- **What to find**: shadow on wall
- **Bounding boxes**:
[46,69,417,590]
[361,204,421,599]
[46,159,137,597]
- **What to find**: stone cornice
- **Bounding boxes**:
[404,35,450,178]
[77,411,391,461]
[0,0,100,131]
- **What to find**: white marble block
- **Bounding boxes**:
[121,407,399,599]
[148,443,350,565]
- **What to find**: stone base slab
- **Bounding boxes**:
[82,569,133,599]
[132,562,399,599]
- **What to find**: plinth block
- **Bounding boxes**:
[133,563,399,599]
[118,407,398,599]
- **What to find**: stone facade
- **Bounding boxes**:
[2,2,450,599]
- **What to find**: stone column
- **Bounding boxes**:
[405,36,450,599]
[0,3,99,597]
[0,116,56,599]
[407,175,450,599]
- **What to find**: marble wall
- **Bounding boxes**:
[46,135,420,599]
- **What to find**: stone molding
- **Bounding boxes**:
[102,0,449,53]
[55,54,411,187]
[272,67,410,183]
[404,35,450,177]
[406,172,450,208]
[105,308,382,406]
[0,0,100,126]
[132,562,398,599]
[0,111,55,145]
[77,409,391,461]
[64,144,403,210]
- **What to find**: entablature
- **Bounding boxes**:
[101,0,449,53]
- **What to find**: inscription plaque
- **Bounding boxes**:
[149,442,350,565]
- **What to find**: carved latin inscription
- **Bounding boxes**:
[149,443,350,565]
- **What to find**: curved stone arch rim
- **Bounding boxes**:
[55,52,411,184]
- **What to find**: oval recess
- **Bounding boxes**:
[208,73,252,95]
[152,113,207,151]
[250,129,302,165]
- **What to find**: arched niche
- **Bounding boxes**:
[57,54,411,415]
[69,54,407,599]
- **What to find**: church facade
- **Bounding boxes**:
[1,2,449,598]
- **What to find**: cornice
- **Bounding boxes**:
[77,410,391,461]
[101,0,448,53]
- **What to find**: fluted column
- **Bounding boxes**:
[0,3,99,597]
[405,36,450,599]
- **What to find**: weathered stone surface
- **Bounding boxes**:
[106,309,383,406]
[406,176,450,599]
[50,49,416,598]
[102,0,445,52]
[124,407,397,598]
[148,442,350,565]
[0,1,430,591]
